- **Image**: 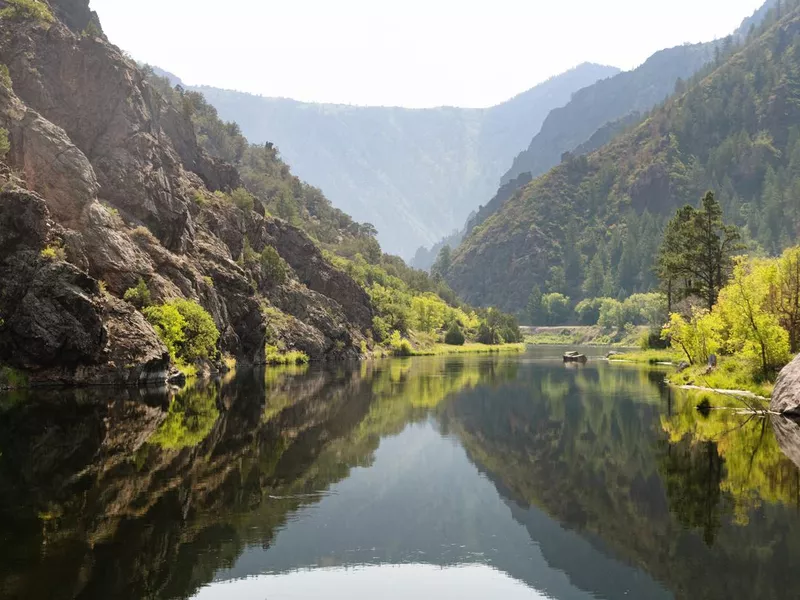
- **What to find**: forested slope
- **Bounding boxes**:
[191,63,619,257]
[448,2,800,313]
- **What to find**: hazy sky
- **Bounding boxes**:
[92,0,765,108]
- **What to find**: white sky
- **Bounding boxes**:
[91,0,766,108]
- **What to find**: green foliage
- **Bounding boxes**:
[657,192,743,311]
[260,246,287,286]
[40,243,65,261]
[539,293,571,325]
[143,303,186,361]
[144,299,219,364]
[0,64,10,89]
[662,309,723,366]
[444,322,466,346]
[0,0,54,23]
[714,257,791,377]
[81,19,102,38]
[170,299,220,362]
[142,73,377,254]
[451,8,800,312]
[575,298,605,325]
[596,293,667,330]
[431,245,452,278]
[389,330,413,356]
[265,345,310,365]
[123,278,152,309]
[0,366,28,389]
[230,187,255,212]
[0,128,9,160]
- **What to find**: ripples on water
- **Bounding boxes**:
[1,347,800,599]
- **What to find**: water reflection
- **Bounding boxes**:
[0,352,799,599]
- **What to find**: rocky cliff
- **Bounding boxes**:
[0,0,373,386]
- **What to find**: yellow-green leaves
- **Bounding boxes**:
[0,0,54,23]
[662,309,723,366]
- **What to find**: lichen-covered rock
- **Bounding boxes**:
[771,354,800,415]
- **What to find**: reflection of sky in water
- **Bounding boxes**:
[192,564,550,600]
[204,421,669,600]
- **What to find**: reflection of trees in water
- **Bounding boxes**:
[662,391,800,524]
[660,440,724,545]
[0,356,505,600]
[447,363,800,600]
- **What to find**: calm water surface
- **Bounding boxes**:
[2,347,800,599]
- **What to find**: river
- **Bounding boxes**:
[1,347,800,599]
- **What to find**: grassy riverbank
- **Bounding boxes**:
[523,326,646,347]
[410,343,526,357]
[608,350,775,397]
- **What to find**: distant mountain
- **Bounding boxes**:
[187,63,619,258]
[418,0,781,265]
[447,1,800,312]
[502,44,716,186]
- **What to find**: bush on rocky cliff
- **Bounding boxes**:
[123,278,152,309]
[144,299,220,365]
[0,0,54,23]
[231,187,255,212]
[0,128,9,159]
[0,65,10,89]
[260,246,287,286]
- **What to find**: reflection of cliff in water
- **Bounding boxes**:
[4,358,800,600]
[0,357,507,600]
[445,362,800,600]
[0,366,379,600]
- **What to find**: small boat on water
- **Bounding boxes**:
[563,351,588,363]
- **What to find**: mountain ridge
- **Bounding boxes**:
[184,63,620,257]
[447,0,800,313]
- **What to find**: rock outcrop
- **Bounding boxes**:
[0,1,373,386]
[770,354,800,415]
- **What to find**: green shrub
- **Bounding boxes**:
[40,243,65,261]
[476,322,499,345]
[0,0,54,22]
[260,245,287,285]
[0,65,10,89]
[389,330,413,356]
[0,128,10,159]
[231,187,255,212]
[265,345,310,365]
[144,299,219,364]
[123,278,152,309]
[143,303,186,360]
[444,322,466,346]
[0,365,28,389]
[170,299,220,361]
[81,19,102,38]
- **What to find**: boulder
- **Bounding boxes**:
[771,354,800,415]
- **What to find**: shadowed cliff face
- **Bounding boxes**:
[0,1,373,384]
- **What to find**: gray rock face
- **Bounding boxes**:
[771,355,800,415]
[0,188,169,385]
[0,10,375,385]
